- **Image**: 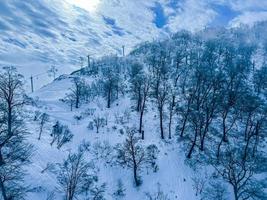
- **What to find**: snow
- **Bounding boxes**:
[2,1,267,199]
[25,75,199,200]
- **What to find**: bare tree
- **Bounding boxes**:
[191,172,207,197]
[93,116,106,133]
[211,145,266,200]
[0,66,33,200]
[154,81,169,139]
[47,65,58,80]
[201,181,228,200]
[52,146,98,200]
[112,179,126,200]
[37,113,49,140]
[99,56,121,108]
[129,62,144,112]
[50,121,73,149]
[66,77,85,109]
[138,75,150,139]
[145,183,170,200]
[116,128,156,186]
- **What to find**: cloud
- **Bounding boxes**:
[166,0,217,32]
[229,11,267,27]
[227,0,267,12]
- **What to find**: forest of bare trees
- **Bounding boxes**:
[0,24,267,200]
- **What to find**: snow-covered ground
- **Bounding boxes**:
[25,75,199,200]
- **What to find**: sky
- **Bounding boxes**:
[0,0,267,89]
[64,0,267,30]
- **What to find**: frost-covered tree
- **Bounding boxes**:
[116,128,157,186]
[99,56,121,108]
[253,65,267,95]
[154,81,169,140]
[209,94,267,200]
[166,31,191,139]
[47,65,58,80]
[113,179,126,200]
[0,67,33,200]
[201,181,228,200]
[138,75,151,139]
[69,77,85,109]
[129,62,144,112]
[52,145,101,200]
[145,183,170,200]
[93,116,106,133]
[37,112,49,140]
[50,121,73,149]
[147,43,170,140]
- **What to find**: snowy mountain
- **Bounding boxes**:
[1,2,267,199]
[0,21,266,200]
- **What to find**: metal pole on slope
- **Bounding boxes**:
[87,55,90,69]
[80,56,84,75]
[30,75,34,93]
[122,45,125,57]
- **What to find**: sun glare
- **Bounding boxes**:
[66,0,100,13]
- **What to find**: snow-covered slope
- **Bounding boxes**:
[0,0,166,90]
[26,75,198,200]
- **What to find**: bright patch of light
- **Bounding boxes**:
[66,0,100,13]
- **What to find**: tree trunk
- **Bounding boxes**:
[133,165,139,186]
[159,108,164,139]
[168,113,172,139]
[233,185,238,200]
[200,124,209,151]
[8,104,12,136]
[0,149,5,166]
[141,131,144,140]
[75,96,79,108]
[38,124,43,140]
[187,130,197,159]
[168,96,175,139]
[180,115,188,138]
[139,111,144,133]
[0,178,8,200]
[107,87,111,108]
[0,149,7,200]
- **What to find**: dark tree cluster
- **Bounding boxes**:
[50,121,73,149]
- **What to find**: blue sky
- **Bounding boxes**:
[148,0,267,29]
[152,2,168,28]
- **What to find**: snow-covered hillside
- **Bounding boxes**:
[0,0,167,89]
[26,74,198,200]
[0,39,265,199]
[1,2,267,199]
